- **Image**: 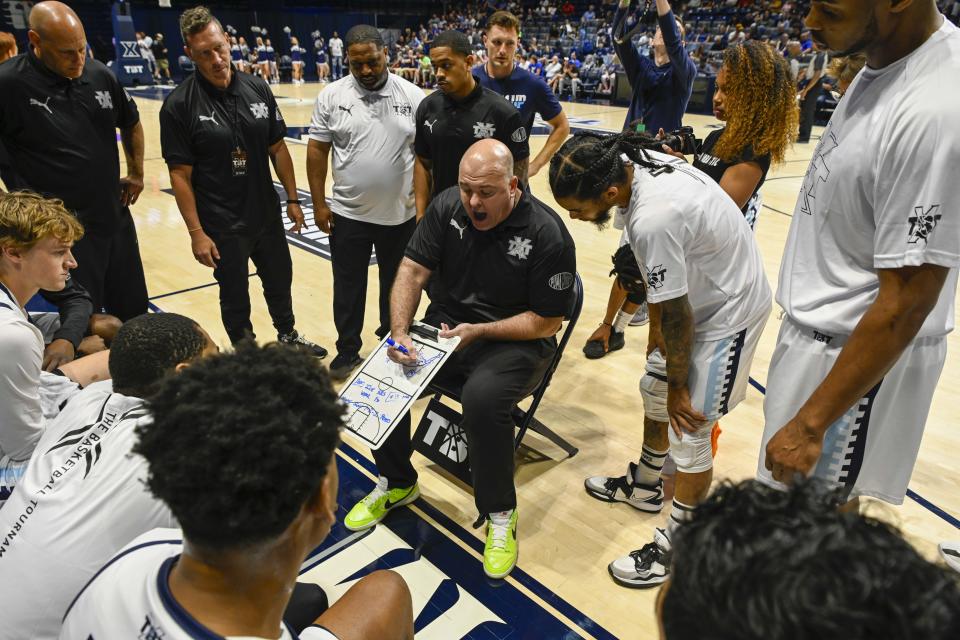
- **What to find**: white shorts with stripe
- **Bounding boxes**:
[645,311,768,423]
[757,317,947,504]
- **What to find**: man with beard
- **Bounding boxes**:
[549,131,771,589]
[306,25,425,380]
[759,3,960,518]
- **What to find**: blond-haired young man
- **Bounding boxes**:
[0,192,109,505]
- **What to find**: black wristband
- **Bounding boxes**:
[286,199,302,204]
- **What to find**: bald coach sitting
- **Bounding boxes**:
[341,139,577,580]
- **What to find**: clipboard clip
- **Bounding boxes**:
[409,323,439,342]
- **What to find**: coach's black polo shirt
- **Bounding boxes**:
[406,185,576,325]
[414,77,530,195]
[160,69,286,235]
[0,52,140,233]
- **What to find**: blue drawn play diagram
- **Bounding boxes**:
[339,332,458,449]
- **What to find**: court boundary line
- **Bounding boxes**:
[747,376,959,529]
[335,439,618,640]
[146,287,959,531]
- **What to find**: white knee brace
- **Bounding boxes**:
[641,349,713,473]
[668,423,714,473]
[640,350,669,423]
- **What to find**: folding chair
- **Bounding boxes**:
[425,273,584,459]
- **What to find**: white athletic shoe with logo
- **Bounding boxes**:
[608,528,672,589]
[584,462,664,513]
[629,303,650,326]
[940,541,960,574]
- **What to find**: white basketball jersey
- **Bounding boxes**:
[60,529,334,640]
[778,18,960,337]
[0,381,175,640]
[622,150,772,341]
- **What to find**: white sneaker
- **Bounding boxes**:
[608,528,672,588]
[584,462,664,513]
[940,542,960,573]
[629,303,649,326]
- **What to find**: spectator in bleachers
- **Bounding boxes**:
[612,0,697,134]
[530,53,544,77]
[599,60,617,94]
[61,342,416,640]
[785,40,802,81]
[658,480,960,640]
[418,48,434,86]
[560,56,583,100]
[545,54,563,91]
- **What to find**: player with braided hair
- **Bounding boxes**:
[549,131,771,589]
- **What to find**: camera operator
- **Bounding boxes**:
[611,0,696,134]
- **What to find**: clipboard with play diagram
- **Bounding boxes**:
[338,323,460,450]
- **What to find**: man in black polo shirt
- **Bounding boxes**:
[344,139,576,580]
[160,6,325,355]
[413,29,529,220]
[0,1,148,321]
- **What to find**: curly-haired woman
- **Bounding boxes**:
[689,40,798,229]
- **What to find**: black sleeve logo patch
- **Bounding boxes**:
[548,272,574,290]
[646,264,667,290]
[908,205,941,245]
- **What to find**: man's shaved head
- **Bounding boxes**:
[28,1,87,79]
[458,139,520,231]
[28,1,82,37]
[459,138,515,181]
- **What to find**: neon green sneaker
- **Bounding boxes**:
[344,476,419,531]
[483,508,518,579]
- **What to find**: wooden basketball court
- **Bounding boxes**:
[127,82,959,639]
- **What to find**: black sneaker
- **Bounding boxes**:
[277,331,328,359]
[583,330,625,359]
[329,353,363,380]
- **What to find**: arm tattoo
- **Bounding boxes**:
[659,295,695,389]
[514,157,529,184]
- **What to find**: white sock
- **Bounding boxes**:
[613,309,632,332]
[666,499,696,541]
[634,445,668,486]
